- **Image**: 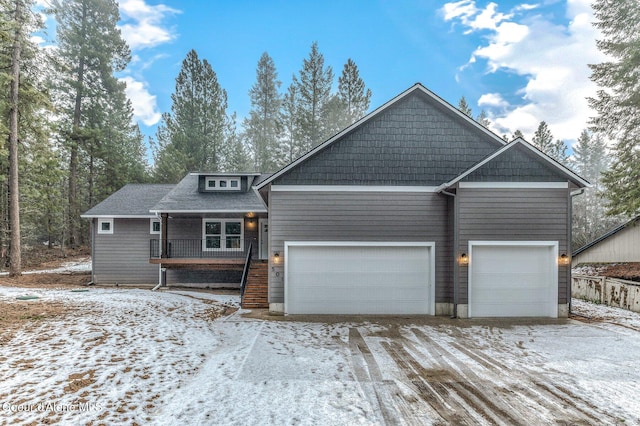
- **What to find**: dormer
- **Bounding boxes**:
[196,173,260,193]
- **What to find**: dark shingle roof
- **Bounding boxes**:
[81,184,175,217]
[150,174,267,213]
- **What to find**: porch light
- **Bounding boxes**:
[274,252,280,264]
[459,253,469,266]
[559,253,569,265]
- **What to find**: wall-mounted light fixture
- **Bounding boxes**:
[559,253,569,266]
[273,252,280,264]
[459,253,469,266]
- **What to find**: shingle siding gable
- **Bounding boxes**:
[462,143,570,182]
[274,92,503,186]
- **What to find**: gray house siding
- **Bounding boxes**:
[274,92,502,187]
[268,190,451,304]
[456,188,571,304]
[93,218,158,284]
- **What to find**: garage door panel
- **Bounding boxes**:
[470,243,558,318]
[286,243,433,315]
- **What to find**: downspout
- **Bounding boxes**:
[568,188,586,314]
[441,189,458,318]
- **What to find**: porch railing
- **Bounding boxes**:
[150,238,255,259]
[240,242,253,299]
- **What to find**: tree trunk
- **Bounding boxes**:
[68,0,87,249]
[8,0,23,276]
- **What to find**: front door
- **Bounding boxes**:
[258,218,268,260]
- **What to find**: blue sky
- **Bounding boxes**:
[44,0,606,152]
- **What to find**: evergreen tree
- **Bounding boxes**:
[337,58,371,127]
[277,81,303,166]
[50,0,139,247]
[532,122,568,164]
[476,109,490,128]
[294,42,334,150]
[532,121,553,153]
[570,130,617,248]
[457,96,472,117]
[153,49,228,181]
[222,113,251,172]
[589,0,640,217]
[512,129,524,140]
[243,52,281,172]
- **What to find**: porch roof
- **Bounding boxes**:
[150,174,267,214]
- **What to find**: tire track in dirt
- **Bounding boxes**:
[381,340,480,425]
[395,331,522,426]
[421,327,618,425]
[347,327,398,426]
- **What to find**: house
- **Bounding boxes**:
[81,174,269,295]
[83,83,588,318]
[572,216,640,266]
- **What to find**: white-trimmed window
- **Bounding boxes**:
[203,219,243,251]
[97,218,113,234]
[205,177,240,191]
[150,218,161,234]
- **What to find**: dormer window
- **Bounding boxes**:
[205,177,240,191]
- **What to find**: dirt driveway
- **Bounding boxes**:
[0,284,637,425]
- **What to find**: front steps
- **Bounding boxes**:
[241,260,268,309]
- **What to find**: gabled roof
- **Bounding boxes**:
[438,138,590,190]
[81,184,175,218]
[573,215,640,256]
[150,174,267,213]
[256,83,508,190]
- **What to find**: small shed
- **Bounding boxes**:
[572,216,640,266]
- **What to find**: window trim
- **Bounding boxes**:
[97,218,114,235]
[150,218,161,234]
[202,219,244,251]
[204,177,241,191]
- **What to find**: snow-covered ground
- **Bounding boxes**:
[0,287,639,425]
[0,257,92,277]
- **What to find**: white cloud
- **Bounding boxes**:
[118,0,180,50]
[443,0,607,143]
[120,76,161,126]
[478,93,509,108]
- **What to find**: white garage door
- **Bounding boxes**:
[469,242,558,318]
[285,242,434,315]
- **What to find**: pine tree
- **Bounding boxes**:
[153,49,228,181]
[294,42,334,150]
[457,96,472,117]
[512,129,524,140]
[222,113,251,172]
[243,52,281,172]
[532,121,554,153]
[51,0,135,247]
[589,0,640,217]
[476,110,490,128]
[277,81,303,166]
[570,130,617,248]
[337,58,371,127]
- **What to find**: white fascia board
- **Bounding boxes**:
[148,209,268,214]
[80,214,156,219]
[458,182,569,189]
[189,172,261,176]
[271,185,439,193]
[285,241,434,248]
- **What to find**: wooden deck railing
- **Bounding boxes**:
[150,238,255,259]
